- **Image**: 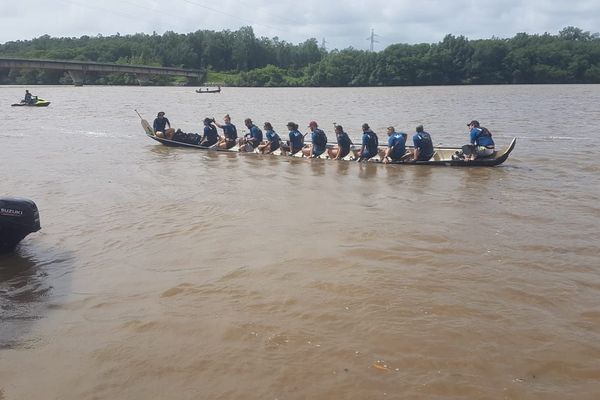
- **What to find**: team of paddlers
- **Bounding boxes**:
[152,112,495,162]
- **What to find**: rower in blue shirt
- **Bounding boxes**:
[258,122,281,154]
[465,120,495,160]
[302,121,328,158]
[383,126,407,163]
[240,118,263,152]
[412,125,434,162]
[215,114,238,149]
[356,123,379,161]
[327,124,353,160]
[200,117,219,147]
[281,122,304,155]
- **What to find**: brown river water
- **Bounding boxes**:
[1,85,599,399]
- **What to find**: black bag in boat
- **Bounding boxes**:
[172,129,201,145]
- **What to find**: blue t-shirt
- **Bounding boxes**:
[311,128,327,154]
[470,127,494,147]
[362,131,379,157]
[289,130,304,149]
[222,123,237,140]
[336,131,352,151]
[246,125,263,143]
[203,125,218,142]
[413,131,434,160]
[266,130,280,144]
[388,132,406,159]
[153,117,170,132]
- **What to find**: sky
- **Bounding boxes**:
[1,0,599,50]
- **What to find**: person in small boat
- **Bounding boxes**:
[327,124,353,160]
[239,118,263,151]
[302,121,328,158]
[356,123,379,161]
[215,114,238,149]
[280,122,304,156]
[153,111,175,139]
[258,122,281,154]
[465,120,495,161]
[200,117,219,147]
[412,125,434,162]
[383,126,408,163]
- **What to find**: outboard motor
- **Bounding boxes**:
[0,197,41,252]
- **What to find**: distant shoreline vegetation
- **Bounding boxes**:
[1,26,599,86]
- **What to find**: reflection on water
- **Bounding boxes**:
[357,162,378,179]
[1,252,46,348]
[0,234,74,349]
[309,159,326,176]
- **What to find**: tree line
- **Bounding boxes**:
[1,26,599,86]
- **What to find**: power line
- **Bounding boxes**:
[180,0,282,32]
[229,0,297,26]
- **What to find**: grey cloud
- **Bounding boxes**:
[1,0,599,49]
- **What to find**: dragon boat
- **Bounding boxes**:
[139,116,516,167]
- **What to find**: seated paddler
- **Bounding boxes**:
[302,121,328,158]
[327,124,353,160]
[215,114,238,149]
[411,125,434,162]
[280,122,304,156]
[200,117,219,147]
[464,120,495,161]
[153,111,175,139]
[258,122,281,154]
[383,126,408,163]
[240,118,263,151]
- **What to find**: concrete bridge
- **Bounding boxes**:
[0,57,205,86]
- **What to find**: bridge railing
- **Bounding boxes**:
[0,57,205,86]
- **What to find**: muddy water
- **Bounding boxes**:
[1,85,599,399]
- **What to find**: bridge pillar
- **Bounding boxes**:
[67,70,85,86]
[136,73,151,86]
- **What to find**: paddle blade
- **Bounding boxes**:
[141,119,154,136]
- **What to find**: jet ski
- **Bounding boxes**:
[11,98,51,107]
[0,198,41,252]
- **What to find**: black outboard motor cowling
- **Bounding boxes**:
[0,197,41,252]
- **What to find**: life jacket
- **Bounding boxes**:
[415,131,434,158]
[289,131,304,149]
[267,131,280,143]
[474,127,494,147]
[479,127,492,137]
[337,132,351,149]
[223,124,237,140]
[391,133,406,155]
[314,129,327,147]
[250,126,263,142]
[204,125,218,141]
[365,131,379,154]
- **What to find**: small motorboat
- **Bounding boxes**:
[11,97,51,107]
[0,198,41,252]
[195,86,221,94]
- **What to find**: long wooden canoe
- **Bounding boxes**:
[140,118,516,166]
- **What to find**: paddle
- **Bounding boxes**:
[134,109,155,137]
